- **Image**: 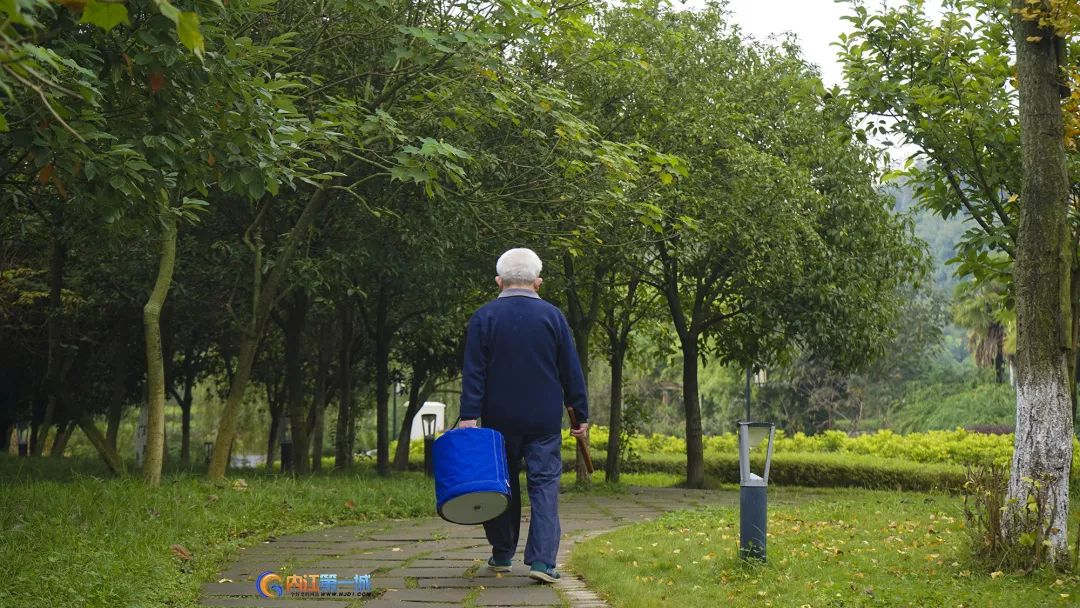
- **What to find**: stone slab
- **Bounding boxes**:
[362,602,463,608]
[379,588,470,602]
[199,599,352,608]
[390,566,474,578]
[416,576,532,589]
[476,586,560,605]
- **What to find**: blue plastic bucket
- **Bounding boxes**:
[433,427,511,524]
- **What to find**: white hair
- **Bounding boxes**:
[496,248,543,286]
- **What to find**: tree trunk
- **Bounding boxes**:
[310,339,331,472]
[28,422,42,458]
[177,377,194,468]
[284,293,310,474]
[168,346,198,469]
[106,354,126,451]
[142,212,177,486]
[1007,3,1074,566]
[605,344,625,483]
[1070,271,1080,421]
[393,372,440,471]
[265,380,283,471]
[681,335,705,489]
[207,187,329,480]
[178,393,191,468]
[35,233,65,456]
[573,325,591,485]
[50,420,74,457]
[335,302,354,470]
[69,398,125,476]
[563,255,603,485]
[656,245,705,489]
[374,286,392,476]
[393,371,425,471]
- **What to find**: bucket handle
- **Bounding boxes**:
[449,416,480,429]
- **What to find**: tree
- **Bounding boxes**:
[841,0,1076,567]
[598,263,657,482]
[582,2,923,488]
[953,278,1012,383]
[1007,0,1074,567]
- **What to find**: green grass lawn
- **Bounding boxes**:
[0,455,678,607]
[0,455,437,607]
[569,487,1080,608]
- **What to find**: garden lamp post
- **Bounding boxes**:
[390,369,406,436]
[280,418,293,474]
[203,440,214,466]
[16,422,29,457]
[737,420,775,562]
[421,413,437,477]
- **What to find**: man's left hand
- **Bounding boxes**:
[570,422,589,438]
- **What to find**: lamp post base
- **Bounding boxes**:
[739,485,767,561]
[424,437,434,477]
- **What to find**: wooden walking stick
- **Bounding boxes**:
[566,407,594,474]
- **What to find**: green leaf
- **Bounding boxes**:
[154,0,180,22]
[80,0,130,32]
[177,11,205,59]
[1,0,30,26]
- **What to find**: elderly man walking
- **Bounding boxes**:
[457,247,589,583]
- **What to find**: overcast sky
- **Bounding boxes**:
[722,0,853,87]
[707,0,945,162]
[711,0,943,89]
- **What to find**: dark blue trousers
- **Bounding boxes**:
[484,432,562,567]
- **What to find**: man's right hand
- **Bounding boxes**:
[457,419,478,429]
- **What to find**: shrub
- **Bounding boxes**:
[962,464,1009,563]
[567,426,1080,472]
[963,464,1075,572]
[564,450,967,492]
[894,381,1016,432]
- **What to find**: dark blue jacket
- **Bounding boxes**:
[459,289,588,435]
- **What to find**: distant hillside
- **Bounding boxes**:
[885,183,968,295]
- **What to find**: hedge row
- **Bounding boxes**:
[569,426,1080,469]
[561,450,968,492]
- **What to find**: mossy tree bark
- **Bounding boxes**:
[1007,0,1074,566]
[142,211,177,487]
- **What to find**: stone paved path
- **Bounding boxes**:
[198,486,736,608]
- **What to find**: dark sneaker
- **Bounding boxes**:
[487,557,512,572]
[528,561,560,583]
